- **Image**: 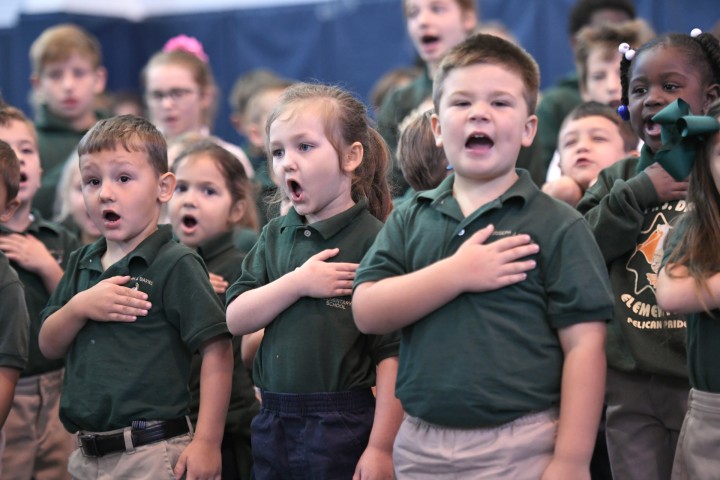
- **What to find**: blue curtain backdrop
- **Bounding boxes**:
[0,0,718,144]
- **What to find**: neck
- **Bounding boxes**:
[452,171,518,217]
[4,202,33,232]
[68,111,98,131]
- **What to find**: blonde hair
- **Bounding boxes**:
[30,24,102,75]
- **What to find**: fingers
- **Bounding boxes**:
[173,453,187,480]
[310,248,340,262]
[466,224,494,244]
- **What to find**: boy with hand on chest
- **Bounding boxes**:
[39,115,232,480]
[353,33,614,479]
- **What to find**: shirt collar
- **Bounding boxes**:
[79,224,175,271]
[280,199,369,240]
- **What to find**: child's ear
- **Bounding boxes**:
[230,113,244,136]
[247,123,265,150]
[0,197,20,223]
[522,114,538,147]
[430,113,443,148]
[157,172,176,204]
[461,10,478,34]
[93,67,108,95]
[228,199,247,225]
[342,141,363,173]
[703,83,720,113]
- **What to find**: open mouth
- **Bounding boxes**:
[287,180,303,201]
[19,172,27,183]
[182,215,198,229]
[645,119,661,137]
[103,211,120,223]
[465,134,494,150]
[421,34,440,45]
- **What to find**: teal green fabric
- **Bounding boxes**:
[578,157,689,378]
[660,218,720,392]
[40,225,230,432]
[33,105,109,219]
[0,212,79,377]
[636,99,720,180]
[355,171,613,428]
[0,253,29,370]
[226,200,399,393]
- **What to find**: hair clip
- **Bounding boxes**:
[162,35,209,63]
[690,28,702,38]
[617,104,630,121]
[618,42,635,61]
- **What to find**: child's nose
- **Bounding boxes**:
[469,103,489,122]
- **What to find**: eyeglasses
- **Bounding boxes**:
[145,88,196,103]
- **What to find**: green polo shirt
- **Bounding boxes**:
[535,74,583,173]
[0,253,30,370]
[661,218,717,392]
[226,200,399,393]
[577,157,688,378]
[0,212,79,377]
[355,171,613,428]
[40,225,229,433]
[189,231,259,432]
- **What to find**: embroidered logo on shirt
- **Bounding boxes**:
[326,298,351,310]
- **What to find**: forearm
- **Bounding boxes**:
[38,294,88,359]
[226,271,303,335]
[657,264,720,313]
[0,367,19,428]
[353,258,462,334]
[194,337,233,446]
[553,324,606,468]
[38,262,63,294]
[366,357,403,453]
[240,330,264,370]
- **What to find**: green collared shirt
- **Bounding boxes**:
[226,200,400,393]
[355,171,613,428]
[41,225,229,432]
[0,253,30,371]
[0,211,79,377]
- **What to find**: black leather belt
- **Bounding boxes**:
[79,417,190,457]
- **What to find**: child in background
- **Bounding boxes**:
[377,0,477,196]
[545,19,654,182]
[0,140,30,476]
[142,35,254,177]
[369,66,422,116]
[396,108,449,195]
[38,115,233,479]
[229,69,294,225]
[53,153,102,245]
[226,83,403,479]
[577,29,720,480]
[29,24,108,219]
[168,139,260,480]
[656,100,720,480]
[543,101,639,206]
[354,33,613,479]
[0,105,79,480]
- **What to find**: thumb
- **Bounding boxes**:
[103,275,132,286]
[173,452,187,479]
[467,224,494,245]
[311,248,340,262]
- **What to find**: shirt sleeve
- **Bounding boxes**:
[226,227,270,306]
[0,272,30,370]
[354,207,409,288]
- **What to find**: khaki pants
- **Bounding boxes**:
[1,369,75,480]
[393,409,558,479]
[672,389,720,480]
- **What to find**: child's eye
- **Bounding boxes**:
[630,86,647,96]
[562,139,577,149]
[452,100,470,107]
[492,100,510,108]
[85,178,100,187]
[46,70,63,81]
[21,147,36,156]
[592,136,609,143]
[271,148,284,159]
[298,143,313,152]
[664,83,680,91]
[175,184,188,193]
[118,175,131,183]
[202,187,218,196]
[73,68,89,78]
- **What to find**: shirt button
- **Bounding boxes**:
[304,230,311,237]
[458,229,465,236]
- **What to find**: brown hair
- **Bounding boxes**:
[664,100,720,311]
[397,109,449,191]
[0,105,38,144]
[560,101,638,152]
[78,115,168,176]
[574,19,655,92]
[369,66,422,112]
[172,139,260,232]
[266,83,393,221]
[433,32,540,114]
[30,24,102,75]
[0,140,20,204]
[402,0,477,18]
[141,49,217,128]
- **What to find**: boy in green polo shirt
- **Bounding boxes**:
[0,140,30,475]
[354,33,614,478]
[39,115,233,479]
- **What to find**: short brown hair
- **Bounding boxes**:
[403,0,477,18]
[0,140,20,204]
[397,109,448,191]
[574,19,655,92]
[433,33,540,114]
[78,115,168,176]
[30,24,102,75]
[0,105,38,144]
[560,101,638,152]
